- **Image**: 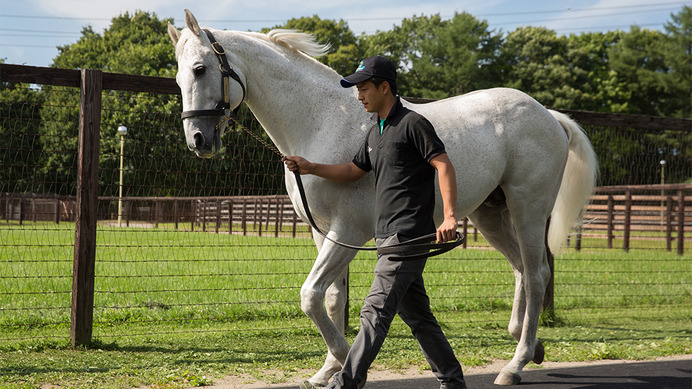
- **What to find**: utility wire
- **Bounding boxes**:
[0,1,686,24]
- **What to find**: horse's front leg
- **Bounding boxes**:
[301,237,358,387]
[305,266,349,386]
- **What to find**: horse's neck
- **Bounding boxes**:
[228,33,368,161]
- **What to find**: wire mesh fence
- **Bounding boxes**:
[0,65,690,349]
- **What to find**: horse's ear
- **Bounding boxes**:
[184,9,202,36]
[168,22,181,45]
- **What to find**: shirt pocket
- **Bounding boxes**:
[379,141,409,168]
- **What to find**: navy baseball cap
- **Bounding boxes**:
[340,55,397,88]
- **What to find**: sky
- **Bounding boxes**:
[0,0,689,68]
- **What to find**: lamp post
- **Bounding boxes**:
[660,159,666,230]
[117,125,128,226]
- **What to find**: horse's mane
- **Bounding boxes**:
[177,28,330,60]
[264,29,330,58]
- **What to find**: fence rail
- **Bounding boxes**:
[4,183,690,251]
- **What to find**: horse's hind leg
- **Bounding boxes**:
[469,199,548,385]
[468,204,527,343]
[490,190,552,385]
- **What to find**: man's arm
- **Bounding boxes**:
[282,156,367,183]
[430,153,458,242]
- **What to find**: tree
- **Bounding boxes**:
[564,31,625,112]
[661,6,692,118]
[607,26,670,116]
[53,11,177,77]
[0,64,45,194]
[499,26,583,108]
[360,13,502,99]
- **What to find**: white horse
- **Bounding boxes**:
[168,9,598,387]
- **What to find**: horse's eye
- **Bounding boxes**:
[193,66,206,77]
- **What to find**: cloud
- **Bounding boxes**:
[31,0,186,30]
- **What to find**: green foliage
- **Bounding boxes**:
[661,5,692,118]
[0,83,44,194]
[608,27,670,116]
[53,11,177,77]
[388,13,502,98]
[564,31,625,112]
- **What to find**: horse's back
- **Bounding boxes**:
[405,88,570,218]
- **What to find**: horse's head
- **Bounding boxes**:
[168,9,246,158]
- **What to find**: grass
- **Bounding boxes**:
[0,313,689,389]
[0,222,690,388]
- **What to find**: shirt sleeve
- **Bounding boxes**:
[352,134,372,172]
[410,115,446,162]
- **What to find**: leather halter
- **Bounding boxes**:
[180,29,246,123]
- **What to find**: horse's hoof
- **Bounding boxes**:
[299,380,323,389]
[493,371,521,386]
[533,339,545,364]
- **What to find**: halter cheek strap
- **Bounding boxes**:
[180,29,246,122]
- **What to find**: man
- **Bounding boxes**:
[283,55,466,389]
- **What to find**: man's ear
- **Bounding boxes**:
[380,80,390,95]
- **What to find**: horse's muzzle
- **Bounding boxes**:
[185,125,220,158]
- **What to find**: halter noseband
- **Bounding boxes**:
[180,29,246,125]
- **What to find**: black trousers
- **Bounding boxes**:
[327,234,466,389]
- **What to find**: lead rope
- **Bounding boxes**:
[223,115,465,260]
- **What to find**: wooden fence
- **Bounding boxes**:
[575,184,691,254]
[4,183,690,253]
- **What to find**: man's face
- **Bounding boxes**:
[356,80,387,113]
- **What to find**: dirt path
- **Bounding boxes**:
[192,354,692,389]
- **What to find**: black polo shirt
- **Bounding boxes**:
[352,97,446,239]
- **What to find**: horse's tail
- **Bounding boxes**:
[547,110,599,252]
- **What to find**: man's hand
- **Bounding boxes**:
[436,216,458,243]
[282,156,313,174]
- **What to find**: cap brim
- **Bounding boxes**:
[340,72,372,88]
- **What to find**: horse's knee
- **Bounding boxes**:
[300,286,325,316]
[325,286,345,317]
[508,320,522,341]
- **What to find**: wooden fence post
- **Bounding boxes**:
[242,199,247,235]
[257,198,263,237]
[292,207,297,238]
[274,199,280,237]
[677,190,685,255]
[71,69,102,348]
[666,196,673,252]
[215,199,221,234]
[228,200,233,235]
[55,197,60,224]
[174,200,179,230]
[462,218,468,249]
[623,190,632,252]
[607,194,614,249]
